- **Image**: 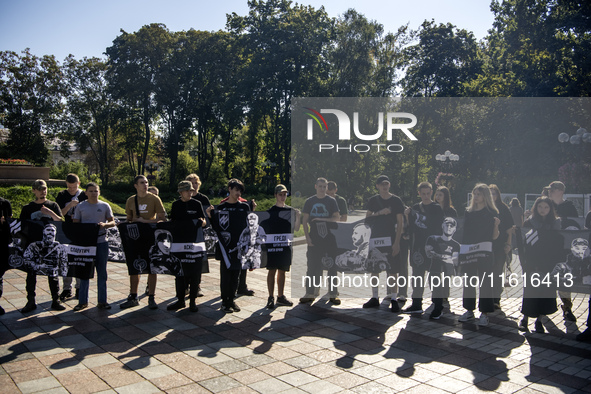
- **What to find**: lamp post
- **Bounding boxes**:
[435,150,460,170]
[144,160,160,181]
[558,127,591,145]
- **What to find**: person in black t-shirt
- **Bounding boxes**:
[364,175,405,312]
[55,173,87,301]
[403,182,444,314]
[20,179,65,313]
[0,197,12,315]
[207,178,250,313]
[299,177,340,305]
[265,184,300,309]
[489,184,514,310]
[166,181,206,312]
[547,180,579,322]
[434,186,457,218]
[327,181,348,222]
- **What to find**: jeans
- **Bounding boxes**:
[79,242,108,304]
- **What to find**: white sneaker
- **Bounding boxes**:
[458,310,475,322]
[477,314,489,326]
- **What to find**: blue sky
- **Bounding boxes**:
[0,0,496,61]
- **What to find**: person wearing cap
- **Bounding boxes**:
[265,184,300,309]
[72,182,116,311]
[547,180,579,322]
[364,175,405,312]
[20,179,65,313]
[55,173,87,301]
[120,175,166,310]
[167,180,206,312]
[327,181,348,222]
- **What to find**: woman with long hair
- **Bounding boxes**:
[518,196,560,333]
[434,186,457,218]
[458,184,500,326]
[489,184,515,310]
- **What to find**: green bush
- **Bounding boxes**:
[49,161,99,185]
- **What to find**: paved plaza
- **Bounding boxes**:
[1,226,591,393]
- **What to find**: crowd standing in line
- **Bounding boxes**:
[1,174,590,342]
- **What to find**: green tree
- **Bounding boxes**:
[0,49,64,165]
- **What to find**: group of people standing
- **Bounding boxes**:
[298,176,590,340]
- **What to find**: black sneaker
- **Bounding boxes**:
[222,304,233,313]
[73,303,88,311]
[51,300,66,311]
[59,289,72,301]
[231,302,241,312]
[562,305,576,322]
[276,295,293,307]
[266,297,275,309]
[576,327,591,342]
[429,309,443,320]
[363,298,379,308]
[148,296,158,310]
[390,300,400,313]
[21,301,37,314]
[97,303,111,310]
[237,289,255,296]
[166,300,186,311]
[189,300,198,313]
[402,304,423,314]
[120,295,139,309]
[518,319,529,332]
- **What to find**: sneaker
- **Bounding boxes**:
[189,300,198,313]
[148,296,158,310]
[299,296,315,304]
[534,320,545,333]
[97,303,111,310]
[576,327,591,342]
[390,300,401,313]
[402,304,423,314]
[276,295,293,307]
[363,298,379,308]
[222,304,233,313]
[458,310,475,322]
[196,287,204,297]
[266,297,275,309]
[51,300,66,311]
[231,302,241,312]
[237,289,255,296]
[120,295,139,309]
[396,295,407,302]
[430,309,443,320]
[73,303,88,311]
[477,314,489,326]
[21,301,37,313]
[59,289,72,301]
[329,297,341,305]
[166,300,186,311]
[562,305,576,322]
[518,319,529,332]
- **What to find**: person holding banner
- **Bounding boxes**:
[404,181,444,314]
[458,183,500,326]
[299,177,341,305]
[0,196,12,315]
[121,175,166,310]
[518,196,560,333]
[547,181,579,322]
[167,180,206,312]
[20,180,65,313]
[489,184,514,310]
[364,175,404,312]
[265,184,300,309]
[207,178,250,313]
[72,183,116,311]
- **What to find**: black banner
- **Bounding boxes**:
[8,220,99,279]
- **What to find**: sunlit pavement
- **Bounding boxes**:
[1,221,590,393]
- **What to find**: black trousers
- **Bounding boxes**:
[26,272,59,302]
[175,258,203,301]
[220,262,240,306]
